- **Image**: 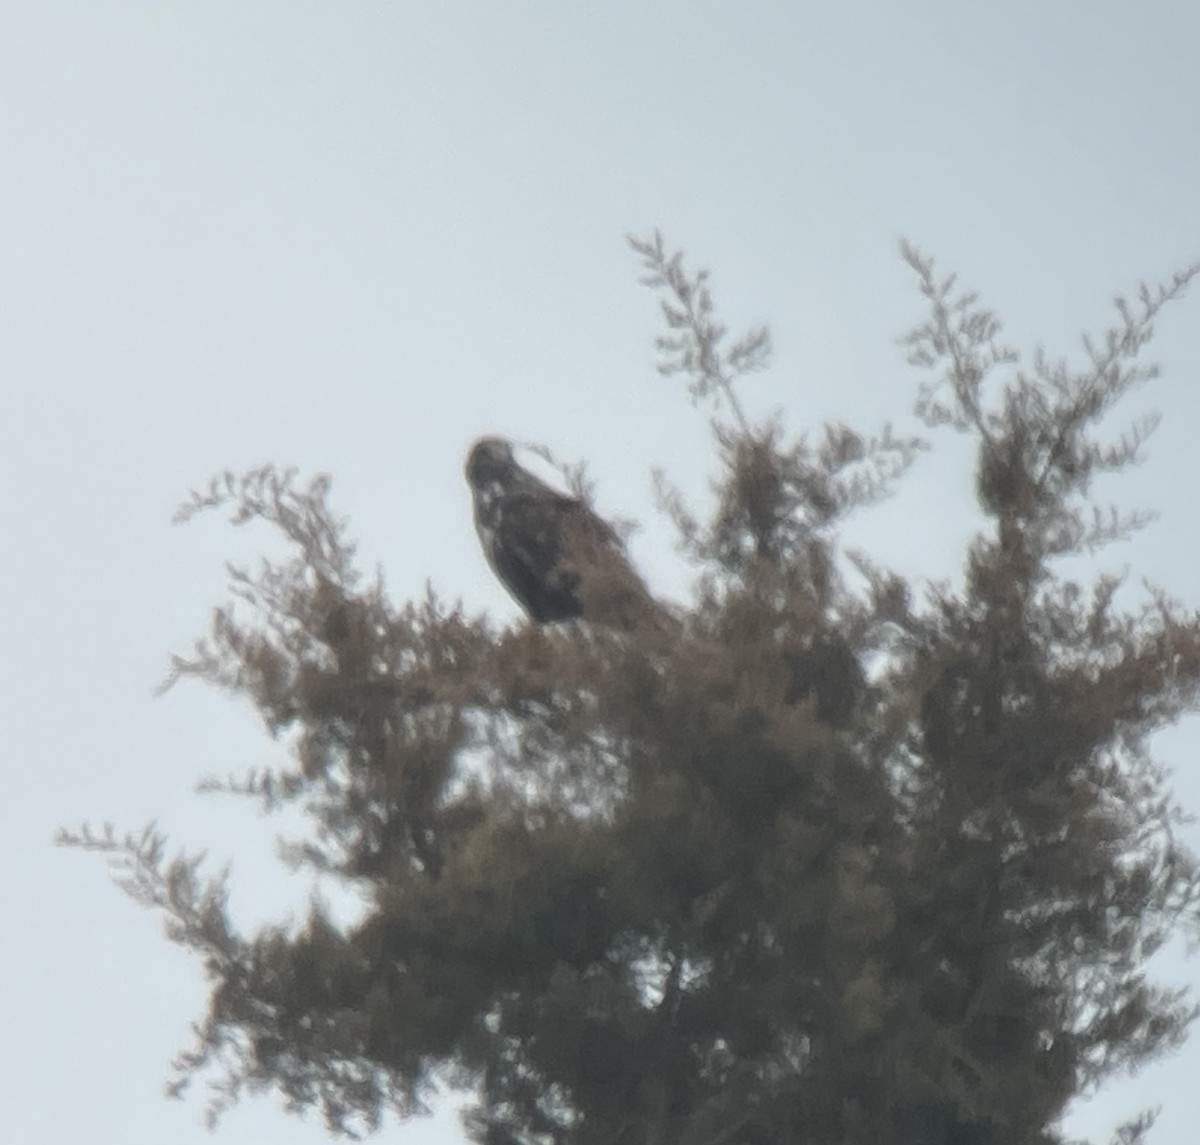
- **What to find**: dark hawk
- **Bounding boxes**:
[465,436,654,630]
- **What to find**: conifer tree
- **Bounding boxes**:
[61,236,1200,1145]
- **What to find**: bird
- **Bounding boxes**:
[464,436,656,630]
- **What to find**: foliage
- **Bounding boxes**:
[59,237,1200,1145]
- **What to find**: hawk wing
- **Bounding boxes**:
[486,490,598,623]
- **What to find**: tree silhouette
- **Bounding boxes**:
[61,236,1200,1145]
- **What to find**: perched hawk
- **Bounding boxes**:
[465,436,654,630]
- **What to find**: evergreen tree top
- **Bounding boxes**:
[61,236,1200,1145]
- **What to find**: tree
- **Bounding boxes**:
[61,235,1200,1145]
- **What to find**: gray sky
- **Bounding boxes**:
[3,2,1199,1142]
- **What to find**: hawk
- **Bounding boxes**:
[465,436,654,630]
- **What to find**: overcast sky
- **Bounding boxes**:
[3,3,1199,1143]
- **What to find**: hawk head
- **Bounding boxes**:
[464,436,519,495]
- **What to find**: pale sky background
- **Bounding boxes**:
[3,3,1199,1143]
